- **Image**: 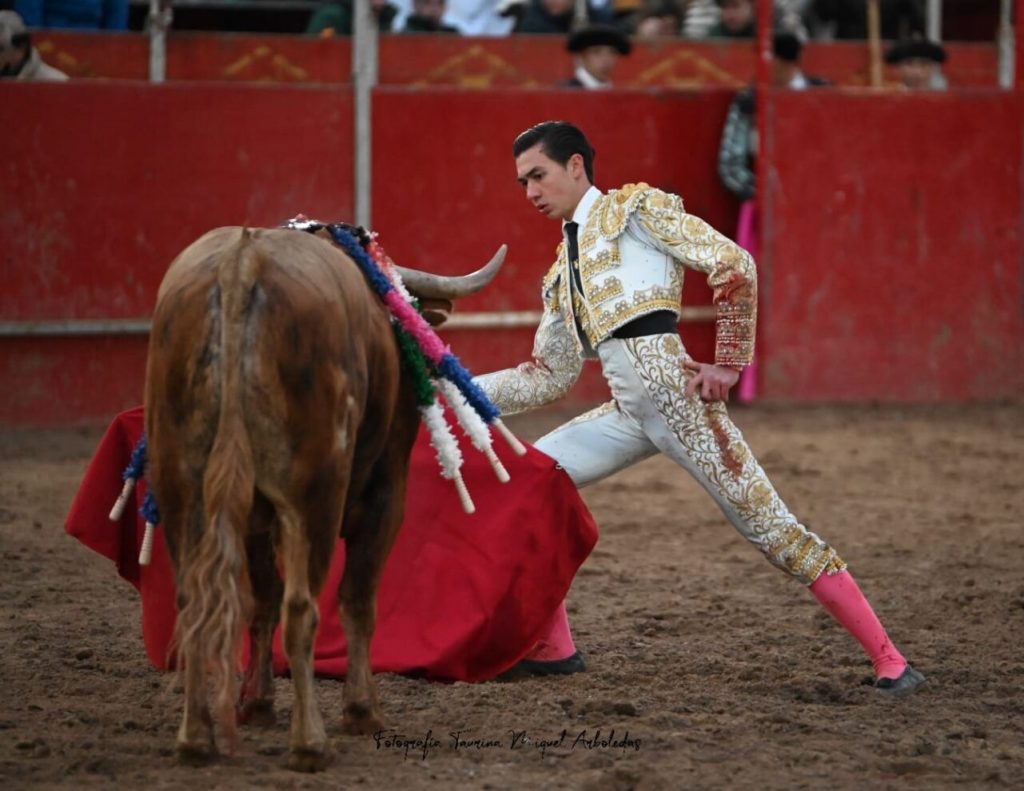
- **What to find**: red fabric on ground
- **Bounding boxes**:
[65,407,598,682]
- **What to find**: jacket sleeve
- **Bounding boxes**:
[631,190,757,368]
[473,273,583,417]
[717,94,756,202]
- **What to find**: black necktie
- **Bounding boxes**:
[564,222,584,294]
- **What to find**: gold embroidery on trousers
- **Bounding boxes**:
[621,336,846,583]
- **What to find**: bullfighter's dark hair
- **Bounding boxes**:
[513,121,596,184]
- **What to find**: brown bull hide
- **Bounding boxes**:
[144,226,499,771]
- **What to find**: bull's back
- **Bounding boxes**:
[145,227,399,514]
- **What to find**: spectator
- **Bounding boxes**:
[706,0,755,37]
[681,0,720,37]
[513,0,616,35]
[13,0,128,30]
[701,0,807,39]
[808,0,924,40]
[306,0,398,36]
[716,32,827,401]
[403,0,461,31]
[632,0,684,39]
[557,22,631,88]
[441,0,515,35]
[885,37,947,90]
[0,9,68,80]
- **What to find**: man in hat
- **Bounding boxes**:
[0,10,67,81]
[558,24,632,89]
[403,0,461,32]
[885,38,947,90]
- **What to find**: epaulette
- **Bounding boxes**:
[597,183,685,240]
[596,183,651,239]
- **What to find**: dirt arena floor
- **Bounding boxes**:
[1,401,1022,790]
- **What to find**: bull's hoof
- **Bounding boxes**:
[238,699,277,727]
[176,741,218,766]
[341,703,383,735]
[287,746,333,773]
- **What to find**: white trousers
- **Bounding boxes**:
[534,334,844,585]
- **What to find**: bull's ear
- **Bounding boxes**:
[420,298,453,327]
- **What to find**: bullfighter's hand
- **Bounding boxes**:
[683,360,740,402]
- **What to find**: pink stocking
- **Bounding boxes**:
[810,570,907,680]
[524,600,577,662]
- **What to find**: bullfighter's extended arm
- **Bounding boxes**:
[474,286,583,417]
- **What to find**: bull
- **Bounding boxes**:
[144,225,505,771]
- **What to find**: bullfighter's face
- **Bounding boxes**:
[515,144,590,222]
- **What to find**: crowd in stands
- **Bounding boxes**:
[302,0,934,42]
[0,0,999,89]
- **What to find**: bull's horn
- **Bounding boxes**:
[394,244,507,299]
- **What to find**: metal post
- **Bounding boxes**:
[147,0,172,83]
[754,0,771,234]
[867,0,882,88]
[754,0,772,375]
[925,0,942,43]
[572,0,588,29]
[998,0,1015,88]
[353,0,379,228]
[1018,0,1024,89]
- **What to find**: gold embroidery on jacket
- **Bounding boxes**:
[593,284,680,335]
[597,183,654,239]
[588,276,624,306]
[579,248,620,280]
[542,258,562,312]
[629,188,757,367]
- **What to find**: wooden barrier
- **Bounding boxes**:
[761,88,1024,401]
[1,72,1022,424]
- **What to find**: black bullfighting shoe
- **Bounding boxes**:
[498,651,587,680]
[875,665,927,697]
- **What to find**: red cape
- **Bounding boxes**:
[66,407,598,682]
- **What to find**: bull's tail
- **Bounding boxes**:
[175,229,261,748]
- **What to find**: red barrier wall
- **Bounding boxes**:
[762,89,1024,401]
[1,83,730,424]
[2,80,1022,425]
[2,81,354,424]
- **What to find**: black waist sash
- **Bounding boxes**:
[611,310,679,338]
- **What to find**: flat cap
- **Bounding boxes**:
[773,32,802,63]
[885,39,947,65]
[567,24,632,56]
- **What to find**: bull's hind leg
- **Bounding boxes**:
[238,494,282,726]
[276,499,338,773]
[154,455,218,763]
[338,448,413,735]
[177,639,217,763]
